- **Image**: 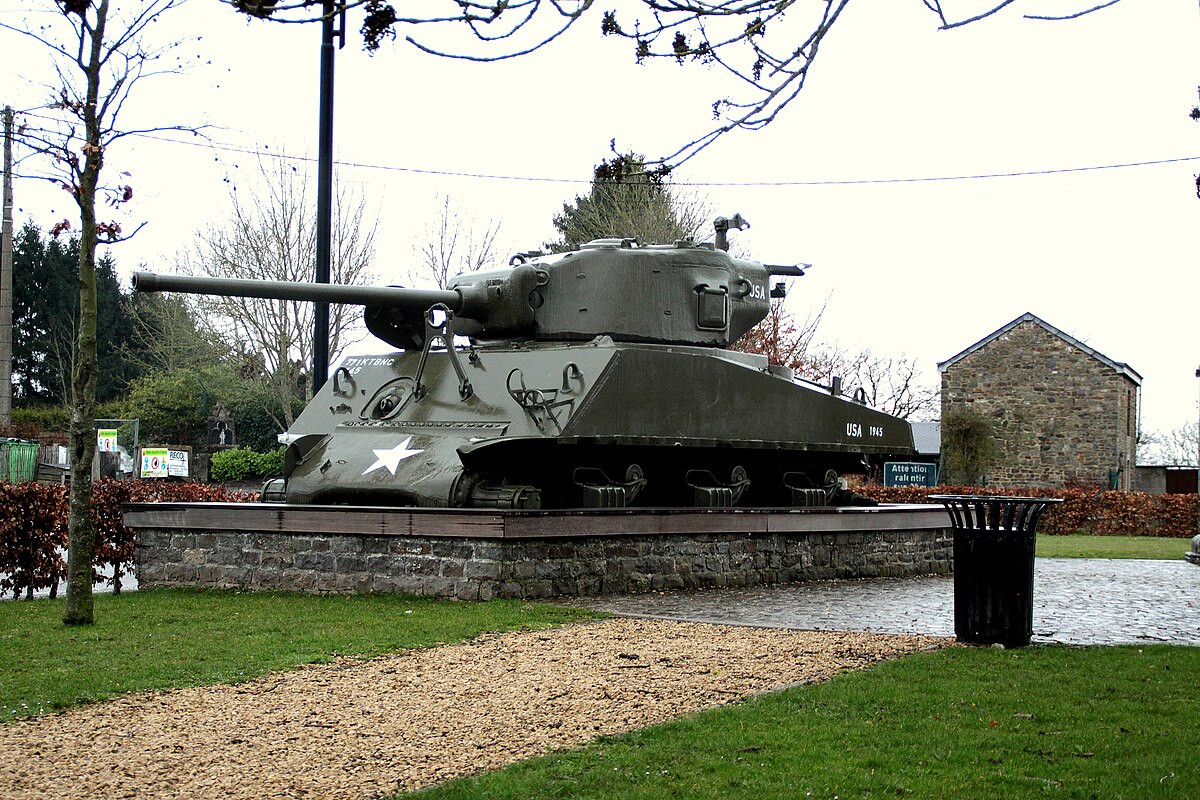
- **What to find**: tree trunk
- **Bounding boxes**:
[62,0,109,626]
[63,200,100,623]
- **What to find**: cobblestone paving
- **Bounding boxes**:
[565,558,1200,646]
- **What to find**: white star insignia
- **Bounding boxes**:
[362,437,424,476]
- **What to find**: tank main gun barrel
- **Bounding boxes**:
[131,271,465,313]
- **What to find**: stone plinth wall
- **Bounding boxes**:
[129,504,952,600]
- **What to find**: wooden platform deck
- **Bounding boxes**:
[124,502,950,539]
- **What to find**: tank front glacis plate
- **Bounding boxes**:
[281,345,620,505]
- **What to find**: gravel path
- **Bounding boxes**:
[0,618,943,800]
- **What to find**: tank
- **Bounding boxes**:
[132,215,915,509]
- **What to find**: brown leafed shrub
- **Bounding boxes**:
[91,480,259,591]
[90,479,138,591]
[1156,494,1200,537]
[1,479,259,597]
[0,482,69,599]
[859,485,1199,538]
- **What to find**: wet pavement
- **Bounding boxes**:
[12,558,1199,647]
[565,558,1200,646]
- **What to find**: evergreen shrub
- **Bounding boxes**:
[209,447,285,482]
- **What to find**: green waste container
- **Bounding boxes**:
[930,495,1062,648]
[0,440,41,483]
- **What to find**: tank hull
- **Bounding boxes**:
[278,340,915,508]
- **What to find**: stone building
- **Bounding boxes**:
[939,312,1142,490]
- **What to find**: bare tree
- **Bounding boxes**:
[1,0,198,625]
[1139,422,1199,467]
[412,195,502,289]
[819,350,940,421]
[122,290,231,374]
[181,157,379,428]
[729,298,826,375]
[733,298,939,421]
[798,341,940,421]
[228,1,1129,165]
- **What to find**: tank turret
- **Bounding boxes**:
[133,215,803,351]
[134,216,912,510]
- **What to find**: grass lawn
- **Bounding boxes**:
[412,644,1200,800]
[1036,534,1191,560]
[0,588,598,721]
[4,569,1196,798]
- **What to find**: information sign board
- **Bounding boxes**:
[140,448,190,478]
[167,449,190,478]
[141,447,169,478]
[883,461,939,488]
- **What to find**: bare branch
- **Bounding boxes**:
[927,0,1019,29]
[107,123,213,142]
[0,18,77,61]
[96,220,149,243]
[413,195,503,288]
[1025,0,1121,21]
[213,0,1129,166]
[182,156,379,426]
[403,21,577,61]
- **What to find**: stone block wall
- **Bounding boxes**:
[135,525,952,600]
[941,319,1138,489]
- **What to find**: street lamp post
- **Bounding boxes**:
[313,0,344,395]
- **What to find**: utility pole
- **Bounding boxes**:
[312,0,344,395]
[1,105,14,433]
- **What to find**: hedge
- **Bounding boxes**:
[0,479,257,600]
[859,486,1200,538]
[0,483,68,600]
[10,400,128,438]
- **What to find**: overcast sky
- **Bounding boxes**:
[3,0,1198,436]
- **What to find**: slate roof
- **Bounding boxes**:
[937,312,1142,386]
[909,421,941,456]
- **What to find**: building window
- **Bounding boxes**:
[1126,388,1135,437]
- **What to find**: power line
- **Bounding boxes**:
[125,131,596,184]
[132,131,1200,187]
[15,109,1200,188]
[703,155,1200,186]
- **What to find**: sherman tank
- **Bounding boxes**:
[132,215,915,509]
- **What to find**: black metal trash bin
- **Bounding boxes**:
[930,495,1062,648]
